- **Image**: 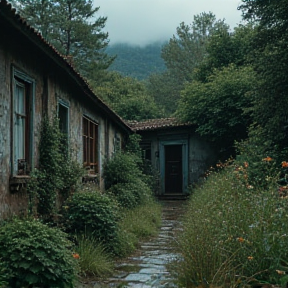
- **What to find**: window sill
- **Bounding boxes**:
[82,174,99,184]
[10,175,30,193]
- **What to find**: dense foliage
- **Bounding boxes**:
[0,219,77,288]
[239,0,288,156]
[96,72,163,120]
[28,116,82,218]
[103,134,156,209]
[62,191,119,250]
[177,65,257,157]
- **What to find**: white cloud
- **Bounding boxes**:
[94,0,243,46]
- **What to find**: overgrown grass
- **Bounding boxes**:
[75,234,114,278]
[115,200,162,257]
[173,163,288,288]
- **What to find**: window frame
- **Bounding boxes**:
[82,116,99,174]
[11,67,35,176]
[57,100,70,137]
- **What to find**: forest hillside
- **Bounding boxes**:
[106,42,167,80]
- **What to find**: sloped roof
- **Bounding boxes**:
[128,118,194,132]
[0,0,132,133]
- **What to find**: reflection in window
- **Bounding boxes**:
[82,116,98,174]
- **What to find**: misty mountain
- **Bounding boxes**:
[106,42,167,80]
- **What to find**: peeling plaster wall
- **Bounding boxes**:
[0,15,130,217]
[188,135,215,183]
[0,31,45,217]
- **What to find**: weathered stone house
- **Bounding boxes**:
[130,118,216,198]
[0,0,132,218]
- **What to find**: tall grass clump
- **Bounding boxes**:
[75,234,113,277]
[115,200,162,257]
[174,160,288,287]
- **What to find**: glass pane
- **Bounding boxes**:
[15,117,25,159]
[15,82,25,115]
[58,104,68,134]
[83,118,88,136]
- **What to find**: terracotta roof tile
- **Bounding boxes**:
[127,118,194,131]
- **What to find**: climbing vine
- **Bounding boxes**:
[28,115,83,219]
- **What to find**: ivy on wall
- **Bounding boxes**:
[28,116,83,219]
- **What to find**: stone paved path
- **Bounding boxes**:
[82,200,185,288]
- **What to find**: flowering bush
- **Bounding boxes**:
[174,162,288,287]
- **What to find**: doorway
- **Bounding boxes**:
[165,145,182,194]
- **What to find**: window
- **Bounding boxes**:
[12,69,35,176]
[140,141,152,161]
[82,116,98,174]
[113,133,121,153]
[58,102,69,135]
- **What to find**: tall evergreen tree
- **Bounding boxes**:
[11,0,114,84]
[149,12,229,116]
[161,12,229,84]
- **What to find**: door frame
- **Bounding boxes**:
[159,139,188,195]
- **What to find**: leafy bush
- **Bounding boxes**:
[103,152,142,189]
[62,191,119,250]
[108,178,152,209]
[75,234,113,277]
[0,260,9,287]
[28,116,83,219]
[0,218,77,288]
[174,164,288,287]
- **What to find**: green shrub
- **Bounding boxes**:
[103,152,143,189]
[0,260,9,287]
[174,165,288,287]
[62,191,119,250]
[75,234,113,277]
[0,218,77,288]
[28,116,83,219]
[108,179,153,209]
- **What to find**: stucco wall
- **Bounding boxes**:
[0,16,129,217]
[138,128,216,195]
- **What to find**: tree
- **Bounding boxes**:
[96,72,163,121]
[11,0,114,84]
[176,65,257,157]
[194,24,255,82]
[152,12,229,115]
[161,12,229,84]
[239,0,288,153]
[146,71,182,116]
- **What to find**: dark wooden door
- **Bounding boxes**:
[165,145,182,194]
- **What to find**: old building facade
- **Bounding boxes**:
[0,0,132,218]
[130,118,217,198]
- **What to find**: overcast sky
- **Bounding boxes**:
[94,0,243,46]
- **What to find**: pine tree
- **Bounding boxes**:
[11,0,114,84]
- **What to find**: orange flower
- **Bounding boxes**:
[244,162,249,168]
[282,161,288,168]
[262,156,272,162]
[237,237,245,243]
[72,253,80,259]
[247,256,253,260]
